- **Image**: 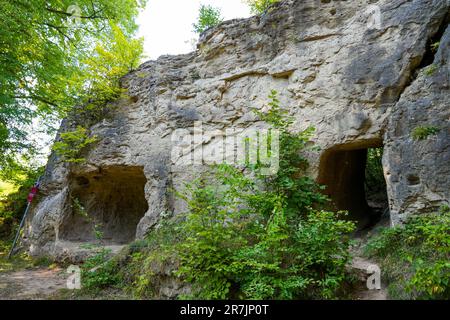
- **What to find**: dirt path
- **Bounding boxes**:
[344,214,391,300]
[0,268,67,300]
[0,223,389,300]
[0,262,388,300]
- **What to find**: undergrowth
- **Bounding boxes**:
[81,249,120,291]
[364,206,450,300]
[75,92,449,301]
[0,240,55,273]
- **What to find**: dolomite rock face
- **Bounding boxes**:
[26,0,450,260]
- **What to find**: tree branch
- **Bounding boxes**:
[46,7,107,20]
[14,95,59,108]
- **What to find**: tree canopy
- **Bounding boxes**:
[0,0,146,179]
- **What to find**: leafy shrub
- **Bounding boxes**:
[173,167,354,299]
[411,126,440,141]
[81,249,120,291]
[245,0,280,14]
[193,5,224,34]
[52,126,98,163]
[118,219,183,298]
[364,206,450,299]
[69,23,144,124]
[170,91,355,299]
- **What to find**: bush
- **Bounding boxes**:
[81,249,120,291]
[364,206,450,299]
[170,91,355,299]
[118,219,183,299]
[52,126,98,163]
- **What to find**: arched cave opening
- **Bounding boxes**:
[317,144,389,230]
[59,166,149,245]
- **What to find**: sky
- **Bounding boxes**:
[137,0,252,60]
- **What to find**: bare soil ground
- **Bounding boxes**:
[0,267,67,300]
[0,258,389,300]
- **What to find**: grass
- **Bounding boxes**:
[0,240,34,273]
[0,240,57,273]
[423,64,438,76]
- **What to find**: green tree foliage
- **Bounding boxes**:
[423,64,438,76]
[70,23,144,120]
[0,0,146,177]
[245,0,280,15]
[52,126,98,163]
[365,147,385,195]
[52,24,144,164]
[365,206,450,299]
[193,4,224,34]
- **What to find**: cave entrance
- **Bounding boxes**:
[317,144,389,230]
[60,166,149,245]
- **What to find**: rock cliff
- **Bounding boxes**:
[26,0,449,260]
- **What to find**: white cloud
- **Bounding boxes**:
[137,0,252,60]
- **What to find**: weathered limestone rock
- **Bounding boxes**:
[26,0,450,260]
[384,23,450,224]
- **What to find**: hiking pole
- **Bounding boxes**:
[8,176,42,259]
